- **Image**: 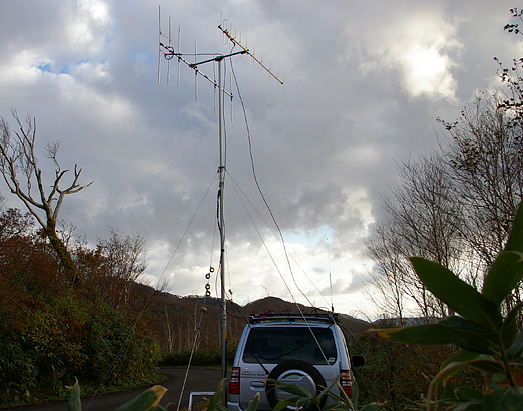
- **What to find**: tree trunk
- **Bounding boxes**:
[45,219,78,283]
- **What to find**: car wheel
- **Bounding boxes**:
[265,359,327,410]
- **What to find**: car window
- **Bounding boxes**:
[242,326,337,365]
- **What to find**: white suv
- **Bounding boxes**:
[227,314,365,410]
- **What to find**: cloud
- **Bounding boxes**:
[403,44,458,99]
[0,0,520,317]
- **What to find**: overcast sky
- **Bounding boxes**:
[0,1,521,318]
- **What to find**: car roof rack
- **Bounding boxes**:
[248,313,339,324]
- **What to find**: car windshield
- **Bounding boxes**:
[242,326,337,365]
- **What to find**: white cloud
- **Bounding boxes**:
[0,0,520,318]
[66,0,111,54]
[403,43,458,99]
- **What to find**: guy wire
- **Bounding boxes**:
[228,54,314,309]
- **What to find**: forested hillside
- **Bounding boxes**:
[0,204,369,405]
[148,292,369,355]
[0,207,162,405]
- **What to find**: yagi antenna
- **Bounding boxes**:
[158,5,167,84]
[157,10,283,405]
[218,23,284,85]
[159,7,284,97]
[158,6,234,100]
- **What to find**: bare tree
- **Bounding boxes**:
[0,110,92,279]
[367,91,523,323]
[440,93,523,314]
[96,228,148,309]
[366,7,523,325]
[365,221,410,326]
[366,154,466,322]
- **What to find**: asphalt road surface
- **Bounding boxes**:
[6,368,224,411]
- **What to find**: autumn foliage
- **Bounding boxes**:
[0,207,160,404]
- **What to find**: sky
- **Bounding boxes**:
[0,1,521,319]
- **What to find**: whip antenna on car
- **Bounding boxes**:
[328,239,335,313]
[158,6,284,405]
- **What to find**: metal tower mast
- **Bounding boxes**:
[159,10,283,404]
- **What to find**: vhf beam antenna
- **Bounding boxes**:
[158,6,284,406]
[218,22,284,85]
[158,8,284,94]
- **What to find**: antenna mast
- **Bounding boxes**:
[158,8,283,404]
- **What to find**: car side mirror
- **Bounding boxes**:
[351,355,366,367]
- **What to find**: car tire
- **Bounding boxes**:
[265,359,327,410]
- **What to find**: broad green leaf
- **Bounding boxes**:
[434,316,500,353]
[374,320,497,354]
[322,401,345,411]
[409,257,502,329]
[501,303,522,350]
[360,404,382,411]
[270,379,314,397]
[115,385,167,411]
[484,387,523,410]
[206,381,228,411]
[453,341,496,355]
[336,381,356,409]
[504,201,523,253]
[507,329,523,361]
[461,359,506,375]
[438,315,497,334]
[453,386,483,401]
[269,379,322,411]
[450,399,484,411]
[68,380,81,411]
[244,393,260,411]
[430,379,459,405]
[374,323,455,344]
[273,399,300,411]
[316,375,339,403]
[441,349,484,370]
[349,378,358,406]
[483,251,523,306]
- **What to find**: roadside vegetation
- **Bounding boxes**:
[0,205,162,405]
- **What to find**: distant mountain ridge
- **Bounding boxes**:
[143,287,371,353]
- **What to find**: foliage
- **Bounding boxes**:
[371,201,523,409]
[0,207,161,405]
[66,379,263,411]
[206,379,261,411]
[80,304,161,387]
[352,332,476,410]
[264,375,380,411]
[67,380,168,411]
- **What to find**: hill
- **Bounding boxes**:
[146,291,370,353]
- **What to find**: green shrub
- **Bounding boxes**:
[0,209,162,405]
[81,303,161,387]
[0,292,161,403]
[0,335,38,404]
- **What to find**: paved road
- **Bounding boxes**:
[7,368,225,411]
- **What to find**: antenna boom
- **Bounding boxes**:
[218,24,284,85]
